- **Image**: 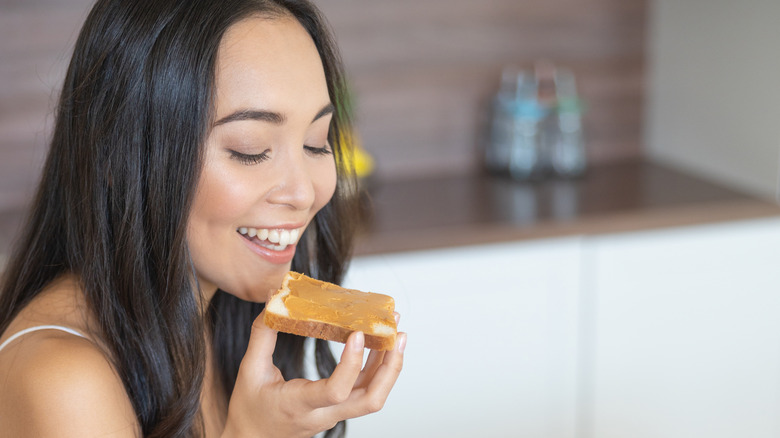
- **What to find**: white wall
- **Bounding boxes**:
[644,0,780,200]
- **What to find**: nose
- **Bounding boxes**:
[265,150,316,210]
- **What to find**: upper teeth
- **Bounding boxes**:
[238,227,302,249]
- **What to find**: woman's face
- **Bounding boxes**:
[188,15,337,302]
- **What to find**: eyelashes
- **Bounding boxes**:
[228,145,332,165]
[229,149,269,165]
[304,145,332,156]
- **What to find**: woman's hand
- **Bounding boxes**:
[222,311,406,438]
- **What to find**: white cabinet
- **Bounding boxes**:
[343,237,583,438]
[586,217,780,438]
[340,217,780,437]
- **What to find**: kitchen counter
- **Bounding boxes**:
[344,160,780,438]
[2,160,779,263]
[354,159,780,255]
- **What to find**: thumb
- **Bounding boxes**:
[242,309,279,372]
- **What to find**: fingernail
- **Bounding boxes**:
[352,331,365,352]
[397,333,407,353]
[394,312,400,325]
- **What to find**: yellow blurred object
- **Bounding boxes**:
[343,131,374,179]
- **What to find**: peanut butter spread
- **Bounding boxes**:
[283,272,396,333]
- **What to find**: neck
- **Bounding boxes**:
[195,278,219,315]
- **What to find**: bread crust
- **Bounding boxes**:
[264,311,396,351]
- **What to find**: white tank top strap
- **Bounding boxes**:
[0,325,88,353]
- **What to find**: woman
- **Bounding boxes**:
[0,0,406,436]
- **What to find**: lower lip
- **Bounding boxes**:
[239,233,297,264]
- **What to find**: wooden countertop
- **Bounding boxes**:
[2,160,779,262]
[354,160,780,255]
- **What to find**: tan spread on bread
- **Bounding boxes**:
[264,271,397,350]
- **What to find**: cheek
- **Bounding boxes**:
[190,166,248,227]
[188,157,262,269]
[187,158,260,291]
[313,159,338,211]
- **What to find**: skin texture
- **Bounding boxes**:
[0,15,405,438]
[0,276,141,437]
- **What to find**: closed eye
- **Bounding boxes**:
[229,149,270,165]
[304,145,332,156]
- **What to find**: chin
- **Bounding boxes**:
[208,262,292,303]
[239,273,289,303]
[225,286,274,303]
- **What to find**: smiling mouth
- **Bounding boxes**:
[237,227,303,251]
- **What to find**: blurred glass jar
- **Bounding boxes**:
[485,64,586,180]
[546,69,586,178]
[485,69,547,181]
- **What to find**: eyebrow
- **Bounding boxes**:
[312,103,335,123]
[214,102,335,127]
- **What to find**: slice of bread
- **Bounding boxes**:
[264,271,397,351]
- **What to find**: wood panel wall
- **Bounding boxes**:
[318,0,647,179]
[0,0,94,211]
[0,0,647,215]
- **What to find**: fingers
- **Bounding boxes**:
[327,331,406,420]
[357,311,402,392]
[242,310,279,372]
[353,348,385,389]
[350,311,396,387]
[363,332,406,399]
[243,309,405,421]
[299,331,366,409]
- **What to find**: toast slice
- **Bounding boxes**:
[264,271,397,350]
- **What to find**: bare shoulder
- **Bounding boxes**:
[0,332,140,437]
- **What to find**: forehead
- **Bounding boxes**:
[214,15,329,118]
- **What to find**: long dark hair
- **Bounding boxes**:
[0,1,358,437]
